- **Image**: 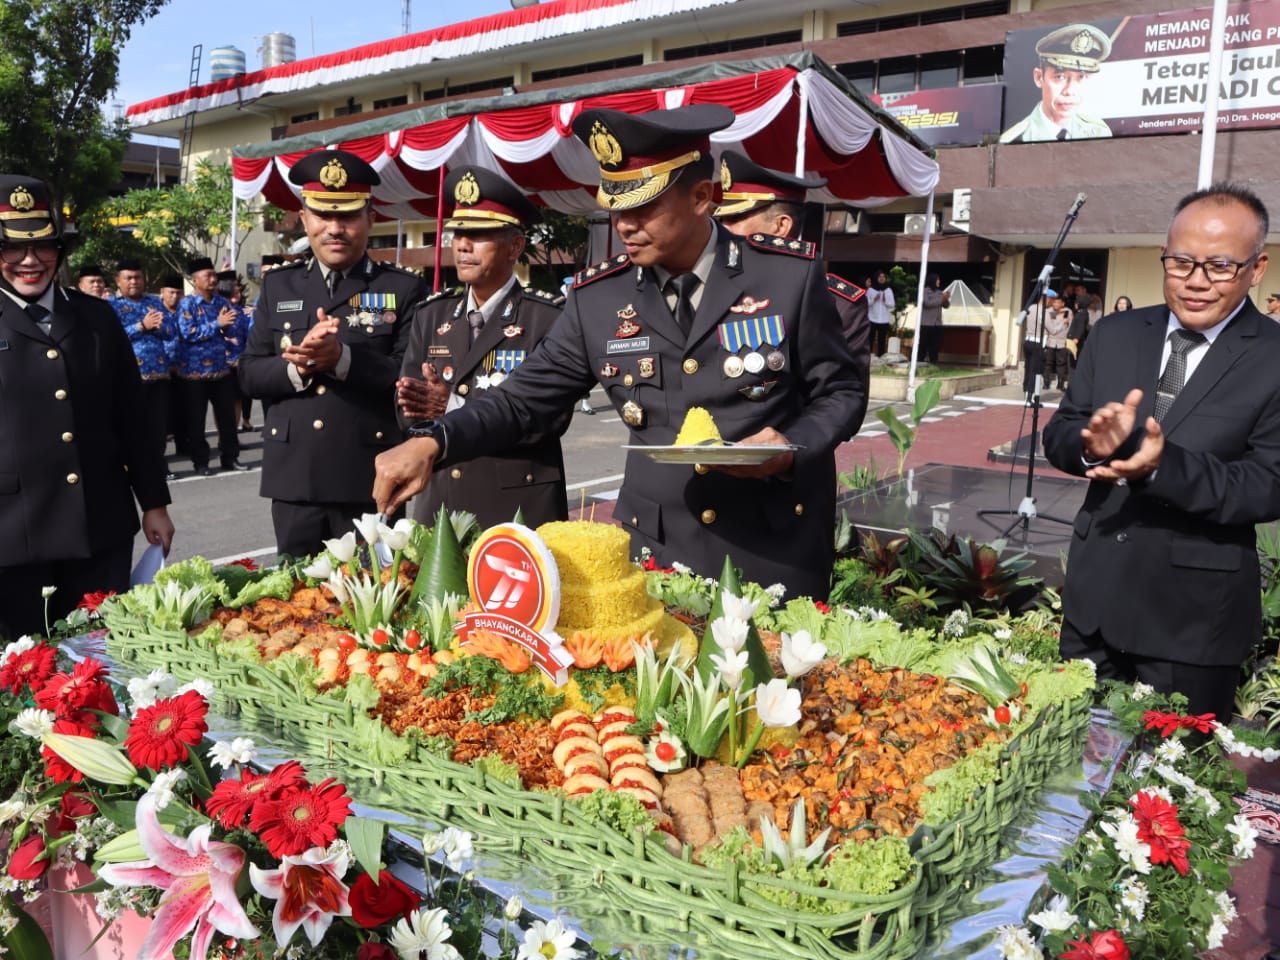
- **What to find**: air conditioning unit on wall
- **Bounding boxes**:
[903,214,939,235]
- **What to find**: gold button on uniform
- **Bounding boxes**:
[682,359,699,375]
[312,419,324,430]
[283,321,292,330]
[66,473,79,485]
[46,349,58,359]
[375,431,384,440]
[623,374,634,386]
[458,384,470,396]
[61,432,73,443]
[315,384,327,395]
[54,389,67,400]
[694,463,709,475]
[525,473,534,483]
[700,509,716,524]
[270,427,279,436]
[450,468,462,479]
[794,503,804,516]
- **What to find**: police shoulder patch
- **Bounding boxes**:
[524,287,566,307]
[573,253,631,288]
[826,273,867,303]
[745,233,816,260]
[423,285,464,304]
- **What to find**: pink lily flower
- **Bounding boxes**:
[249,844,352,947]
[98,794,259,960]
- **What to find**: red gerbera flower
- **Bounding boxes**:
[1131,790,1191,875]
[1142,709,1217,738]
[1178,712,1217,733]
[251,777,352,858]
[0,643,57,696]
[77,590,117,612]
[207,761,311,830]
[227,557,258,571]
[1059,929,1130,960]
[124,689,208,770]
[41,718,97,784]
[35,657,118,725]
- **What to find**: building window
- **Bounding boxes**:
[836,45,1003,93]
[961,45,1003,85]
[532,54,644,83]
[837,0,1009,36]
[290,111,319,124]
[334,97,363,117]
[877,56,917,95]
[919,51,962,89]
[664,30,801,62]
[373,95,408,111]
[421,77,514,102]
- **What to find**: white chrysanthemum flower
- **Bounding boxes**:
[764,583,786,606]
[440,826,473,870]
[1227,816,1258,859]
[1131,681,1156,700]
[1100,814,1152,874]
[1117,877,1147,920]
[11,708,55,739]
[1215,890,1238,923]
[504,895,524,921]
[1191,785,1220,816]
[0,797,25,825]
[1153,738,1186,764]
[993,627,1013,641]
[670,561,691,574]
[710,616,749,654]
[1,635,35,663]
[1135,784,1173,804]
[208,737,257,770]
[1028,904,1077,932]
[517,917,583,960]
[146,769,187,810]
[422,831,445,856]
[126,669,176,709]
[1206,914,1229,949]
[41,585,57,598]
[1006,650,1027,665]
[388,907,461,960]
[1154,762,1196,793]
[720,590,760,622]
[176,678,214,699]
[994,924,1039,960]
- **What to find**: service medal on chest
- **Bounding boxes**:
[436,322,453,335]
[621,399,645,427]
[615,317,641,338]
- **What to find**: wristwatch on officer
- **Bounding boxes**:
[407,418,448,460]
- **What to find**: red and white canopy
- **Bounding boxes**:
[230,54,940,218]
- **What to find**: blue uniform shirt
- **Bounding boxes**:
[110,293,175,381]
[175,292,237,379]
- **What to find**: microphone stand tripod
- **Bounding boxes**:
[978,193,1086,539]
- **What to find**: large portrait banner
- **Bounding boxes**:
[1001,1,1280,142]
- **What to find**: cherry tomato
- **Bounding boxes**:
[403,629,421,650]
[1019,681,1029,698]
[994,705,1012,725]
[654,741,677,762]
[371,628,389,647]
[336,634,357,654]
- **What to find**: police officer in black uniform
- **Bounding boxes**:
[713,150,870,406]
[0,174,173,637]
[397,165,570,529]
[375,106,866,599]
[240,150,426,558]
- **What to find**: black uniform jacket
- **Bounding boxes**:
[240,256,426,504]
[1043,302,1280,665]
[828,273,871,401]
[433,224,867,599]
[0,287,169,565]
[400,282,570,528]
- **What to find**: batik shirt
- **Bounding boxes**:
[110,293,175,381]
[174,293,240,380]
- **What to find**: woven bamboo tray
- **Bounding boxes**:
[103,610,1090,960]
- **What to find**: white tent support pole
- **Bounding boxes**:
[229,193,239,270]
[1197,0,1229,188]
[396,219,404,265]
[906,190,934,402]
[793,77,809,176]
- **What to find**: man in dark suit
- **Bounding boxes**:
[375,106,866,599]
[396,165,569,529]
[1044,182,1280,720]
[0,175,173,638]
[239,150,426,558]
[713,149,870,413]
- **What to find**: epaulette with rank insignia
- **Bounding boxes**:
[573,253,631,288]
[826,273,866,303]
[379,261,423,278]
[524,287,566,307]
[423,285,463,304]
[744,233,816,259]
[274,258,306,272]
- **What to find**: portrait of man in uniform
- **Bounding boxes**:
[1000,23,1113,143]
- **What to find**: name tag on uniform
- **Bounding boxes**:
[607,336,651,355]
[276,300,304,312]
[428,346,450,357]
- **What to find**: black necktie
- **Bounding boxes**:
[1154,328,1207,422]
[467,309,485,344]
[326,270,342,298]
[24,301,51,333]
[669,273,698,336]
[1055,128,1068,141]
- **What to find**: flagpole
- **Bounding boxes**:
[1197,0,1230,188]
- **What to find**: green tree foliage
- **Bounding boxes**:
[0,0,169,215]
[80,161,282,277]
[524,208,590,292]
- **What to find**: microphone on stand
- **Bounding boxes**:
[1070,192,1088,215]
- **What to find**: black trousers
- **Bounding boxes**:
[139,379,171,465]
[0,540,133,640]
[919,325,944,364]
[1060,617,1241,722]
[271,499,381,561]
[869,323,890,356]
[180,374,240,469]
